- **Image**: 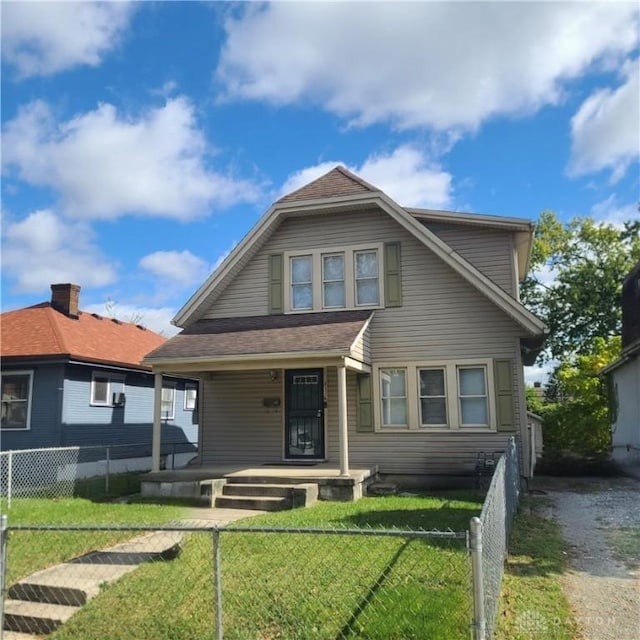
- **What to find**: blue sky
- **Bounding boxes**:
[2,1,639,380]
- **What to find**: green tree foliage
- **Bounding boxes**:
[542,337,621,459]
[525,384,546,416]
[521,211,640,362]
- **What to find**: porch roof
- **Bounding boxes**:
[145,310,373,366]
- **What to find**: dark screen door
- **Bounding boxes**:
[285,369,324,459]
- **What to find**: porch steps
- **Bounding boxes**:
[214,481,318,511]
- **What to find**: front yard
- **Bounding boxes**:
[7,492,480,640]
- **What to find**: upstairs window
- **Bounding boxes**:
[1,371,33,430]
[322,254,345,308]
[285,244,383,312]
[355,250,379,305]
[291,255,313,310]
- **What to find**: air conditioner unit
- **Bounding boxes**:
[112,392,126,406]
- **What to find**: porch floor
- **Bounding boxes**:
[143,462,378,485]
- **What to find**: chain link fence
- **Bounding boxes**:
[470,436,520,639]
[0,441,197,507]
[0,522,471,640]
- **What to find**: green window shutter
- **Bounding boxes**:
[494,359,516,431]
[384,242,402,307]
[268,254,283,314]
[357,374,374,432]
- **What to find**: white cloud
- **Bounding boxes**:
[139,250,210,287]
[590,195,638,228]
[568,59,640,182]
[217,2,638,131]
[1,1,135,78]
[525,360,557,387]
[2,98,262,220]
[1,209,117,293]
[280,146,452,208]
[83,302,180,337]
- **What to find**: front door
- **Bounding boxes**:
[285,369,325,459]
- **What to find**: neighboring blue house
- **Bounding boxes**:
[1,284,199,470]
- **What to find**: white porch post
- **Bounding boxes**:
[152,372,163,472]
[337,364,350,477]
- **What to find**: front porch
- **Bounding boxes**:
[141,462,379,503]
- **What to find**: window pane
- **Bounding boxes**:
[459,368,486,396]
[291,256,312,283]
[323,255,344,281]
[324,282,345,307]
[185,387,197,410]
[93,377,109,404]
[1,374,30,429]
[292,283,313,309]
[389,398,407,424]
[356,279,379,305]
[420,370,445,396]
[161,387,175,418]
[461,397,488,425]
[356,252,378,278]
[388,370,406,396]
[421,398,447,425]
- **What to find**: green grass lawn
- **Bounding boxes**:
[495,499,579,640]
[5,497,186,585]
[49,492,481,640]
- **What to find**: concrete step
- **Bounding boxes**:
[223,483,299,498]
[215,495,292,511]
[3,631,42,640]
[226,475,312,485]
[4,599,79,635]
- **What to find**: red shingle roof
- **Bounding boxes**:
[277,166,380,203]
[1,303,166,370]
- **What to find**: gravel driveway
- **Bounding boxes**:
[538,476,640,640]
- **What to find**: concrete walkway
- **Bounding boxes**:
[3,506,265,638]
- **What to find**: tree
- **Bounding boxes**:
[542,336,621,459]
[521,211,640,362]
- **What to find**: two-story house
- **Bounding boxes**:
[144,167,546,500]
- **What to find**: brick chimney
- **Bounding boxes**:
[50,283,81,319]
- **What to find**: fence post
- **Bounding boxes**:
[7,453,12,510]
[470,516,486,640]
[105,447,110,495]
[212,528,223,640]
[1,513,8,640]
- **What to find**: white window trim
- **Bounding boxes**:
[372,359,497,432]
[1,370,34,431]
[184,382,198,411]
[283,243,384,313]
[161,384,176,420]
[90,372,124,407]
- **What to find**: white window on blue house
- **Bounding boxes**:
[91,372,125,406]
[184,382,198,411]
[1,371,33,430]
[161,385,176,420]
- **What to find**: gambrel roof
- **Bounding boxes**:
[173,167,546,337]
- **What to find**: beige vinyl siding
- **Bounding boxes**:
[343,371,519,475]
[200,370,284,464]
[424,222,516,296]
[350,324,371,363]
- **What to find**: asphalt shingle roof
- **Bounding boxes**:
[145,310,372,361]
[1,303,166,370]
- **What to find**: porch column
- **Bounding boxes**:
[337,364,350,477]
[152,372,163,472]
